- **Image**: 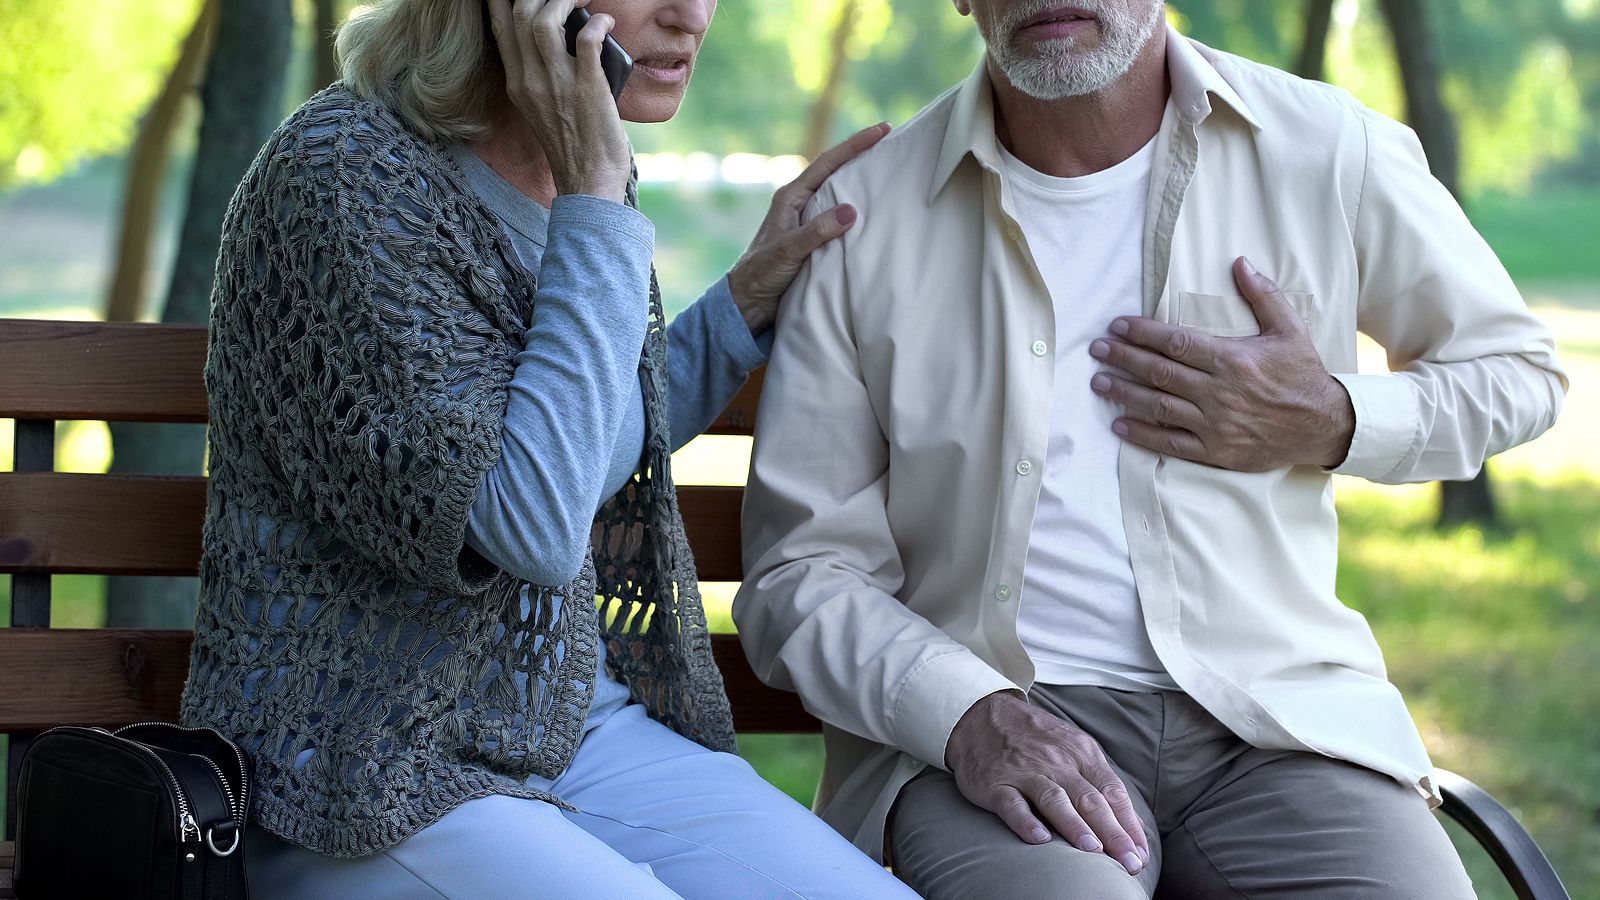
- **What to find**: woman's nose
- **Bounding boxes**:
[661,0,714,36]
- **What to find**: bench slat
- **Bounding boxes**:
[0,319,763,436]
[0,630,817,735]
[0,320,209,423]
[0,473,207,576]
[680,484,744,582]
[0,476,743,581]
[0,630,190,731]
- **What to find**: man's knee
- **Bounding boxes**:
[890,770,1154,900]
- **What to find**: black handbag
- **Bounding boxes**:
[14,722,250,900]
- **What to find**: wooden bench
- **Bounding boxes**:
[0,318,1569,899]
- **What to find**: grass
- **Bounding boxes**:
[1335,476,1600,897]
[2,171,1598,893]
[1469,187,1600,287]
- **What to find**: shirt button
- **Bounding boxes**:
[1141,516,1152,535]
[1007,224,1023,242]
[994,584,1013,602]
[1031,340,1048,357]
[1015,458,1034,476]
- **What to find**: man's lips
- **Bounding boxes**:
[1018,6,1097,38]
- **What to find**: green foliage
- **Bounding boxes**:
[0,0,203,188]
[631,1,980,157]
[1167,0,1302,68]
[1171,0,1596,195]
[629,3,815,155]
[850,0,984,127]
[1470,186,1600,283]
[4,0,1594,191]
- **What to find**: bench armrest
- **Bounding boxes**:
[1434,768,1569,900]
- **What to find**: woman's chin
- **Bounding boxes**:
[618,87,687,124]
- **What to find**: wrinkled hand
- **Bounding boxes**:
[726,123,892,334]
[487,0,632,202]
[945,692,1150,875]
[1089,257,1355,471]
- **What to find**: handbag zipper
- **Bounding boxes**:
[46,726,202,844]
[205,723,250,826]
[115,721,247,827]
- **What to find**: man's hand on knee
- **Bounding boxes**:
[944,691,1150,876]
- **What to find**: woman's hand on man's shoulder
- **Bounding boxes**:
[726,123,892,335]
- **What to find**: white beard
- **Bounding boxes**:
[983,0,1165,100]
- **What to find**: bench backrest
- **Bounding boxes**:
[0,317,815,844]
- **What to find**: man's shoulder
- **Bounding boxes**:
[1191,38,1376,142]
[807,81,964,215]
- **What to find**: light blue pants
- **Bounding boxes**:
[245,703,915,899]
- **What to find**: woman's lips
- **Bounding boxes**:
[633,56,691,85]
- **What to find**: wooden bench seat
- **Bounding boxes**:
[0,318,1568,899]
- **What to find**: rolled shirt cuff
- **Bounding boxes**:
[889,648,1023,771]
[1328,372,1423,480]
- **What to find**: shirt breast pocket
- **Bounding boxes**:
[1175,291,1314,337]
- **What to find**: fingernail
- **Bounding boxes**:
[877,121,892,133]
[1241,256,1258,277]
[1121,852,1142,874]
[1112,420,1129,437]
[1081,835,1102,852]
[834,204,857,227]
[1030,827,1050,843]
[1091,374,1111,393]
[1110,318,1129,336]
[1089,339,1110,359]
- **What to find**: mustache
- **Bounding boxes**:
[996,0,1108,33]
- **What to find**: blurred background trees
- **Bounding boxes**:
[5,0,1582,540]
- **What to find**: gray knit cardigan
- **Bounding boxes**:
[179,85,736,857]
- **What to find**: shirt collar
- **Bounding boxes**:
[929,22,1261,202]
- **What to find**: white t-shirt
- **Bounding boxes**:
[999,134,1179,692]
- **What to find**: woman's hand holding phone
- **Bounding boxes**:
[487,0,632,203]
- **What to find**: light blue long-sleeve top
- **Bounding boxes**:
[448,143,771,732]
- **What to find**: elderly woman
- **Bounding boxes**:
[177,0,915,897]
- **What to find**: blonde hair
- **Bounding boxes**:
[336,0,504,143]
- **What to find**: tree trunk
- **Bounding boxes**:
[1296,0,1335,81]
[105,0,294,629]
[1377,0,1498,529]
[1378,0,1461,195]
[104,0,219,322]
[800,0,859,161]
[314,0,340,93]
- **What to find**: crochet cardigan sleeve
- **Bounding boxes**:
[237,111,530,598]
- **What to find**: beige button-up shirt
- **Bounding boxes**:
[735,27,1567,862]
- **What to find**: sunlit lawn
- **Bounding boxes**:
[2,175,1597,896]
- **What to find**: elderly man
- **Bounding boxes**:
[734,0,1566,897]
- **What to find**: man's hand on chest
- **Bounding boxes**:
[1088,256,1356,472]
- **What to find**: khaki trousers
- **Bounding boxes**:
[889,685,1475,899]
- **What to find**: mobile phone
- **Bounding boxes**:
[564,7,633,102]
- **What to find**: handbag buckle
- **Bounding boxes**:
[206,824,241,857]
